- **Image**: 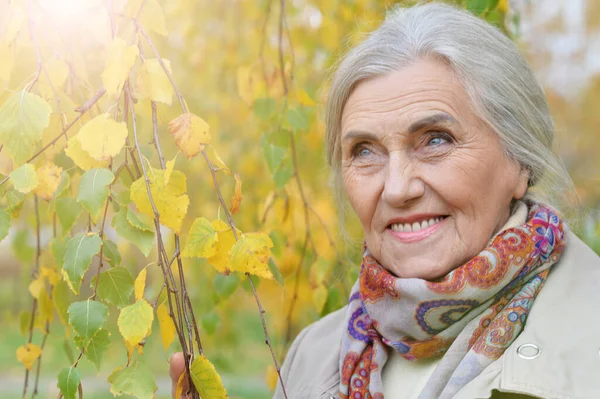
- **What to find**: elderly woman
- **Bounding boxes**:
[171,3,600,398]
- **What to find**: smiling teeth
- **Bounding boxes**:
[391,217,443,233]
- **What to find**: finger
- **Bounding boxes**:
[170,352,189,398]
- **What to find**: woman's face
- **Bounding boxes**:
[340,59,529,280]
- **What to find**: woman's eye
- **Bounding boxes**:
[358,147,371,157]
[426,134,451,147]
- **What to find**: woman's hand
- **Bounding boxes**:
[170,352,189,399]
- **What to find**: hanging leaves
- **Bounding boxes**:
[130,168,190,234]
[68,300,109,343]
[16,343,42,370]
[65,136,110,171]
[78,114,128,161]
[136,58,173,104]
[0,91,51,165]
[102,37,139,97]
[182,217,219,258]
[118,299,154,347]
[92,267,135,308]
[77,168,114,221]
[189,355,228,399]
[62,233,102,294]
[34,162,63,200]
[168,113,212,159]
[229,233,274,279]
[156,303,176,351]
[108,361,158,399]
[57,367,82,399]
[9,164,39,194]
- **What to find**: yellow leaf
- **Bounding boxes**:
[229,174,242,215]
[28,278,44,299]
[38,288,54,326]
[78,114,128,161]
[164,155,178,187]
[16,344,42,370]
[168,113,211,159]
[296,89,316,106]
[156,303,176,351]
[182,217,218,259]
[312,284,328,314]
[37,57,69,98]
[266,365,278,392]
[189,355,228,399]
[229,233,274,279]
[34,162,63,201]
[124,340,144,363]
[124,0,168,36]
[118,300,154,347]
[0,43,15,84]
[175,372,186,399]
[10,164,39,194]
[65,136,110,171]
[130,168,189,234]
[41,266,61,285]
[134,268,147,302]
[102,37,139,97]
[497,0,509,13]
[136,58,173,105]
[207,220,239,274]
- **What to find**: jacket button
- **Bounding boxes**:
[516,343,541,360]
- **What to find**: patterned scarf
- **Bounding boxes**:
[339,202,566,399]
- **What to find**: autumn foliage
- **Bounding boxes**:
[1,0,598,398]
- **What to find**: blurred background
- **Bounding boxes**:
[0,0,598,398]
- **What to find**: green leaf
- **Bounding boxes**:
[118,300,154,346]
[201,311,220,335]
[466,0,491,15]
[213,273,240,300]
[268,258,284,288]
[62,233,102,294]
[77,168,114,221]
[285,106,309,131]
[0,91,51,165]
[190,355,228,399]
[9,163,38,194]
[108,361,158,399]
[20,311,32,336]
[6,188,25,215]
[112,208,155,257]
[51,236,68,266]
[74,328,110,371]
[274,157,293,188]
[0,208,10,242]
[103,239,121,266]
[92,266,134,308]
[126,208,154,231]
[263,143,286,174]
[57,367,82,399]
[182,217,218,258]
[55,197,81,232]
[52,280,72,326]
[68,300,108,343]
[253,97,277,120]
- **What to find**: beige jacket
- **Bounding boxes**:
[274,232,600,399]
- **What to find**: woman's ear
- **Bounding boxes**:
[514,165,530,200]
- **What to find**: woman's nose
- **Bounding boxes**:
[381,153,425,207]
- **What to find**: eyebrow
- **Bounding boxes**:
[342,112,458,142]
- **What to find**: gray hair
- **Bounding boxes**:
[325,2,578,223]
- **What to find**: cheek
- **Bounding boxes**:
[343,169,380,231]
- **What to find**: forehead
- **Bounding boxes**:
[340,59,473,133]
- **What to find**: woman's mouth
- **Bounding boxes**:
[387,216,448,243]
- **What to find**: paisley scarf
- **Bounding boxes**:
[339,202,566,399]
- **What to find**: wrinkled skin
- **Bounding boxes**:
[170,58,530,396]
[340,58,528,280]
